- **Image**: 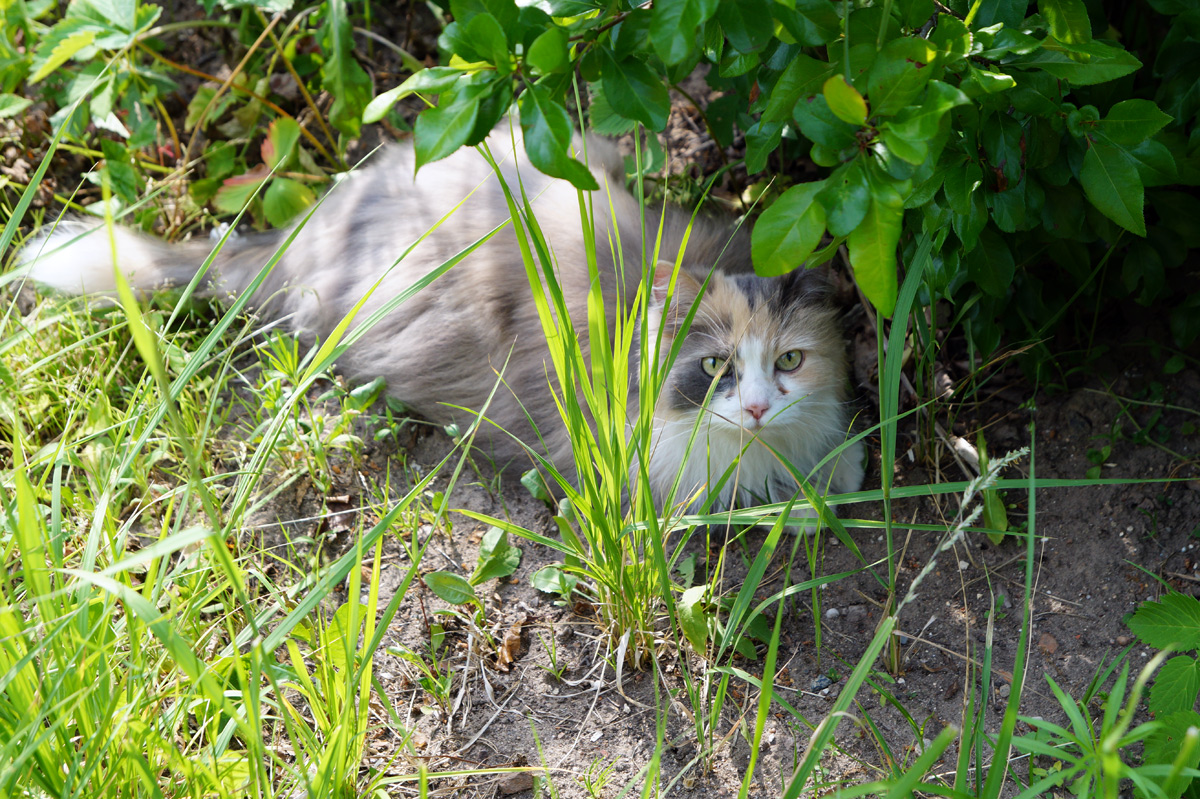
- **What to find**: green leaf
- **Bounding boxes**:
[967,226,1015,298]
[1014,40,1141,85]
[0,93,32,119]
[423,572,478,606]
[1128,139,1179,187]
[886,80,968,141]
[762,53,831,123]
[464,12,511,73]
[1041,0,1092,45]
[793,93,858,150]
[213,172,267,214]
[823,76,867,126]
[321,0,372,137]
[716,0,773,54]
[599,51,670,131]
[519,84,598,190]
[470,527,523,585]
[944,160,983,215]
[930,13,971,61]
[263,117,301,170]
[751,182,827,276]
[364,67,467,124]
[1080,141,1146,236]
[527,26,569,74]
[651,0,717,65]
[531,565,578,597]
[678,586,710,655]
[880,127,927,165]
[1100,99,1173,146]
[521,468,554,504]
[1143,710,1200,799]
[31,29,96,83]
[262,178,315,227]
[744,119,783,174]
[413,92,482,168]
[867,37,938,118]
[1150,656,1200,716]
[1128,593,1200,650]
[817,160,870,236]
[848,176,902,316]
[773,0,839,46]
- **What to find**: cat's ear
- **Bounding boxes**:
[650,260,702,307]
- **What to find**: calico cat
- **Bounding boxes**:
[18,125,864,511]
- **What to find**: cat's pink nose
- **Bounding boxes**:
[746,403,769,421]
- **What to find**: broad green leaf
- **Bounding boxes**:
[1150,656,1200,716]
[31,30,96,83]
[588,83,638,136]
[848,176,902,316]
[464,12,510,73]
[774,0,840,45]
[531,565,578,597]
[263,178,315,227]
[930,13,971,61]
[793,93,859,150]
[1080,141,1146,236]
[1129,593,1200,650]
[751,182,827,275]
[966,226,1015,297]
[880,127,927,165]
[651,0,718,65]
[965,64,1017,94]
[817,160,870,235]
[213,172,267,214]
[527,26,569,74]
[263,117,300,169]
[321,0,372,137]
[365,67,467,123]
[678,586,710,655]
[867,37,938,117]
[600,51,670,130]
[944,160,982,214]
[424,572,478,605]
[1100,99,1173,146]
[0,93,32,119]
[519,84,599,190]
[414,92,481,168]
[823,76,867,126]
[716,0,773,54]
[762,53,831,123]
[1143,710,1200,799]
[1015,40,1141,85]
[1041,0,1091,45]
[471,527,523,585]
[886,80,968,141]
[744,119,783,174]
[1128,139,1179,187]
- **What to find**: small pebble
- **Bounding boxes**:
[1116,635,1132,645]
[591,730,603,742]
[825,608,840,619]
[958,560,969,571]
[810,674,833,691]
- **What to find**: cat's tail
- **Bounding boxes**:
[15,218,281,299]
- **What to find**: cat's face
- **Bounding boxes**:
[647,266,846,441]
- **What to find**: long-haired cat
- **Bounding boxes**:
[18,126,864,512]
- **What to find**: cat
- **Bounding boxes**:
[17,124,865,514]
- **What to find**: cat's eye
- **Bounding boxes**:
[775,350,804,372]
[699,356,726,377]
